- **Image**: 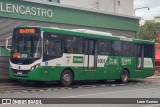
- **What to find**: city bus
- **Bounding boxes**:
[6,26,155,86]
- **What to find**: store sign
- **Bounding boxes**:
[0,2,53,18]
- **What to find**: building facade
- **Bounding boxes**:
[154,16,160,23]
[0,0,139,79]
[24,0,134,16]
[145,16,160,23]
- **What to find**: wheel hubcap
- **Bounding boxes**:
[63,74,70,82]
[122,72,128,82]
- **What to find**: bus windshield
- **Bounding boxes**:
[11,29,41,59]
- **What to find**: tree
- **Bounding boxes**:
[139,21,160,43]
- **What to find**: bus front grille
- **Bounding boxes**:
[11,69,30,75]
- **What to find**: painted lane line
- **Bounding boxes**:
[53,89,58,91]
[59,87,160,98]
[100,85,106,87]
[119,84,125,86]
[22,90,28,93]
[92,86,96,88]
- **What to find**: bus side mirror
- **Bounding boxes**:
[6,36,12,51]
[6,46,12,50]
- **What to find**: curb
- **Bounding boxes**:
[147,75,160,79]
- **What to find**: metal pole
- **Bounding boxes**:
[134,7,150,16]
[114,0,117,14]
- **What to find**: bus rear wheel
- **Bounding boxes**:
[116,70,129,83]
[61,69,73,86]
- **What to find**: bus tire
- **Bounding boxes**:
[61,69,73,86]
[117,70,129,83]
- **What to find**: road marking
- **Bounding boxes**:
[111,84,116,87]
[100,85,106,87]
[59,87,160,98]
[53,89,58,91]
[140,104,160,107]
[22,91,28,93]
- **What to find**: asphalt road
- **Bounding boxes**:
[0,78,160,107]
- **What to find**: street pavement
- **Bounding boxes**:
[0,78,160,107]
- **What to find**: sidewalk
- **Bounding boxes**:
[148,71,160,79]
[148,75,160,79]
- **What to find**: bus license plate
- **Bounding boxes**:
[17,72,23,75]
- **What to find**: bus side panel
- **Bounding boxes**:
[9,67,62,81]
[104,56,120,79]
[120,57,135,78]
[141,57,155,78]
[71,67,85,80]
[94,55,108,80]
[95,67,106,80]
[130,58,154,78]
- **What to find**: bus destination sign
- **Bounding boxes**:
[19,29,35,34]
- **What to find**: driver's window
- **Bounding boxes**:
[44,40,61,56]
[43,32,62,61]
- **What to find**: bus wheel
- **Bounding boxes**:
[117,70,129,83]
[61,69,73,86]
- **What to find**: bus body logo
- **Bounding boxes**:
[121,58,132,65]
[73,56,83,63]
[45,61,48,66]
[108,57,118,65]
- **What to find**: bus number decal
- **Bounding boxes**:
[108,57,118,65]
[98,59,106,63]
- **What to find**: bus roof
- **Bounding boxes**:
[42,27,120,41]
[133,38,155,44]
[16,26,155,44]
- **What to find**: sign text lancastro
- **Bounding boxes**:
[0,2,53,18]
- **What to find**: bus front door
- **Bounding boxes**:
[135,44,144,70]
[84,39,97,80]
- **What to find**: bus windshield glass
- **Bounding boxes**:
[11,28,41,59]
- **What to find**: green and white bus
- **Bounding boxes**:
[6,26,155,86]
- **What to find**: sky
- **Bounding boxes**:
[134,0,160,20]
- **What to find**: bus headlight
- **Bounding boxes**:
[31,67,35,71]
[30,64,40,71]
[35,64,40,68]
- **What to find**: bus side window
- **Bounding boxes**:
[64,36,82,54]
[122,42,133,57]
[97,40,110,55]
[68,47,73,53]
[144,44,154,58]
[111,41,121,56]
[43,32,62,61]
[77,48,82,54]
